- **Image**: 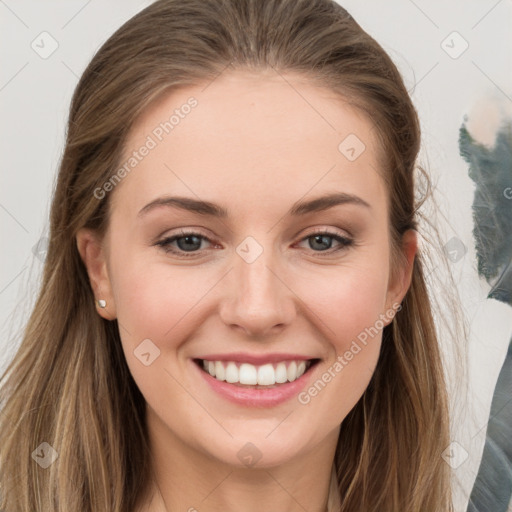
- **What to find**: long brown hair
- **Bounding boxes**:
[0,1,454,510]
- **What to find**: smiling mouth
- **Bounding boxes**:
[193,358,320,388]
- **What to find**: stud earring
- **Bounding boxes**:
[96,299,107,308]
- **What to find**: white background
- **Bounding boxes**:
[1,1,511,510]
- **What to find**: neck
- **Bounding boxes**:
[138,405,340,512]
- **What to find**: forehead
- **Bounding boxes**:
[110,70,387,220]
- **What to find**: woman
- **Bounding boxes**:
[0,0,454,510]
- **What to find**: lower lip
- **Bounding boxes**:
[192,360,317,408]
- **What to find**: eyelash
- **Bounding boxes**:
[155,228,354,258]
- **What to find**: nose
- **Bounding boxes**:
[218,245,296,338]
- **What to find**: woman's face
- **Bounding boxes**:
[78,70,415,469]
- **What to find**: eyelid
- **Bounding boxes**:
[154,229,215,257]
[293,227,354,254]
[299,226,353,241]
[154,226,354,257]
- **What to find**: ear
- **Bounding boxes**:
[384,229,417,318]
[76,228,117,320]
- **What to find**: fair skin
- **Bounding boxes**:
[77,70,416,512]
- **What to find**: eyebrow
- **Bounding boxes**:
[137,192,371,219]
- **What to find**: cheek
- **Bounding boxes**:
[109,256,215,407]
[291,260,390,420]
[294,259,390,349]
[112,261,212,339]
[296,280,388,430]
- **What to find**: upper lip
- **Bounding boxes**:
[194,352,318,365]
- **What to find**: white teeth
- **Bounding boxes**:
[215,361,226,381]
[275,362,288,383]
[257,364,275,385]
[239,363,258,385]
[199,359,313,385]
[287,361,297,381]
[225,362,238,383]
